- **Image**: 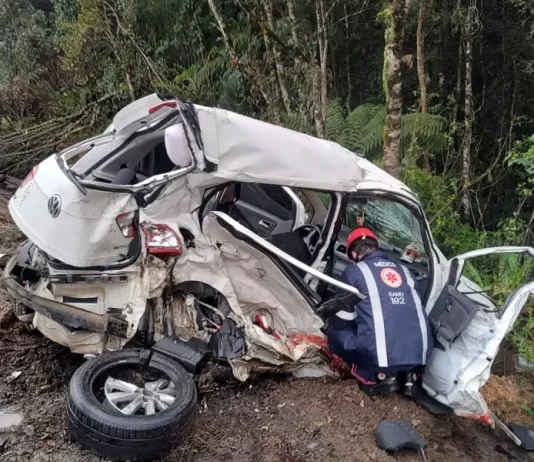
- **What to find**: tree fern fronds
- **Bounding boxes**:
[341,103,384,153]
[326,98,346,142]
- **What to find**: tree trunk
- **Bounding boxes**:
[320,0,328,128]
[416,0,430,172]
[261,0,291,114]
[383,0,410,179]
[462,12,474,219]
[313,63,325,137]
[125,70,135,102]
[444,42,463,174]
[286,0,300,48]
[315,0,328,135]
[344,2,352,110]
[207,0,238,62]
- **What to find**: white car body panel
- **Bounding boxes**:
[9,155,138,267]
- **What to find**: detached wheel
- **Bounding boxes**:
[67,349,197,461]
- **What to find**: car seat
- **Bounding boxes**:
[111,165,137,185]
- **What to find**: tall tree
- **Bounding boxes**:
[260,0,291,114]
[382,0,411,179]
[461,2,478,219]
[315,0,329,137]
[416,0,430,172]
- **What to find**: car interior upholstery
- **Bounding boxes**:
[86,131,176,185]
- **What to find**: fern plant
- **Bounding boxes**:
[325,100,448,161]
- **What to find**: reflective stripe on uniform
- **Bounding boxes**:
[335,309,357,321]
[400,265,428,364]
[358,262,388,367]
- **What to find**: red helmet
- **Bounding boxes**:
[346,227,379,255]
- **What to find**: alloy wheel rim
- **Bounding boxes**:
[103,376,176,415]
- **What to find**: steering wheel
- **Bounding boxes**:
[294,224,323,254]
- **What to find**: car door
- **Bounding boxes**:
[422,246,534,420]
[9,102,202,268]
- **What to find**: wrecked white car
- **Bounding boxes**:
[3,94,534,459]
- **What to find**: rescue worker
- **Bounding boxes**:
[326,227,433,395]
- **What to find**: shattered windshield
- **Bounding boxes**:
[344,198,427,262]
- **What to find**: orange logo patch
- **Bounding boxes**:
[380,268,402,288]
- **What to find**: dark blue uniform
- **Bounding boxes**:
[327,251,433,383]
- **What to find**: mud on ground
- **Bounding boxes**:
[0,317,528,462]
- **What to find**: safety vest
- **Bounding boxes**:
[332,251,433,369]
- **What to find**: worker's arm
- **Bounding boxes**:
[329,266,362,323]
[316,266,361,321]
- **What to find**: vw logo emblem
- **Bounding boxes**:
[48,194,62,218]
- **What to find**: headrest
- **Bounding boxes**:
[164,123,192,167]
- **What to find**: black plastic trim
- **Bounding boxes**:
[151,336,210,374]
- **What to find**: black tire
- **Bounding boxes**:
[67,349,197,461]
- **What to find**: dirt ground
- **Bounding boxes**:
[0,318,530,462]
[0,198,532,462]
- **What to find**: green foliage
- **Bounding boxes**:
[0,0,51,84]
[325,98,346,140]
[512,299,534,362]
[401,112,449,156]
[463,253,533,303]
[521,402,534,418]
[404,168,487,256]
[326,100,448,161]
[284,112,314,135]
[173,22,261,113]
[509,135,534,179]
[341,103,385,155]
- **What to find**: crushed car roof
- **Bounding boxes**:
[113,94,412,195]
[195,105,364,192]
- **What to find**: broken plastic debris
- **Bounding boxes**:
[0,408,23,430]
[508,423,534,450]
[375,420,427,460]
[515,355,534,372]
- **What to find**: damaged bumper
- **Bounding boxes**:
[1,256,128,337]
